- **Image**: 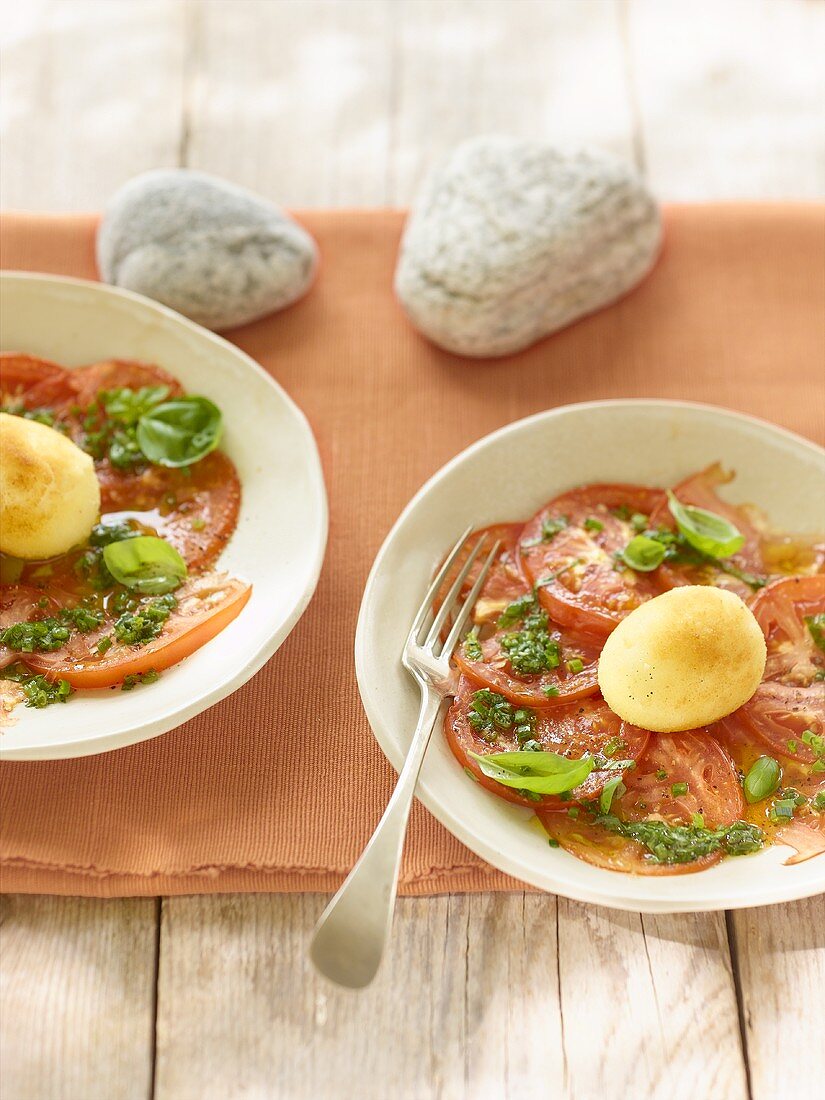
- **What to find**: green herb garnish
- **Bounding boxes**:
[599,775,626,814]
[804,614,825,653]
[462,627,483,662]
[468,749,594,796]
[103,536,187,596]
[1,663,74,708]
[121,669,161,691]
[621,534,667,572]
[113,594,177,646]
[595,814,764,864]
[744,756,781,803]
[137,396,223,468]
[666,491,744,559]
[499,607,560,675]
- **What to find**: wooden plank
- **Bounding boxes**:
[390,0,636,201]
[0,895,158,1100]
[731,897,825,1099]
[154,893,565,1100]
[0,0,186,211]
[558,901,748,1099]
[625,0,825,197]
[186,0,396,204]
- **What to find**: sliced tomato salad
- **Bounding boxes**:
[441,467,824,877]
[0,354,249,698]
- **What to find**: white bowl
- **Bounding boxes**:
[355,401,825,912]
[0,272,327,759]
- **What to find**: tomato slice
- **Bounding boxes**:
[618,730,744,828]
[99,451,242,571]
[750,574,825,685]
[775,816,825,865]
[0,353,76,410]
[539,730,743,875]
[519,484,666,636]
[735,681,823,765]
[66,359,185,408]
[25,574,251,688]
[539,815,722,875]
[651,464,766,597]
[454,621,601,707]
[445,676,649,809]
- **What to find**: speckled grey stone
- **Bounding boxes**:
[395,137,661,358]
[97,169,318,331]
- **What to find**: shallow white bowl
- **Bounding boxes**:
[355,401,825,912]
[0,272,327,759]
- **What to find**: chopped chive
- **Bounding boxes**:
[671,782,689,797]
[566,657,584,674]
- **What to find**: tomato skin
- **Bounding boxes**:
[25,575,251,688]
[519,484,666,637]
[445,677,649,809]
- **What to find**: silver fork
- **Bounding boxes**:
[310,527,500,989]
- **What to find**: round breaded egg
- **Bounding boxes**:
[0,412,100,559]
[598,585,766,732]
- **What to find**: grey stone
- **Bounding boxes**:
[395,137,661,357]
[97,169,318,331]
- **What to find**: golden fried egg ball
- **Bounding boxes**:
[0,412,100,559]
[598,585,766,732]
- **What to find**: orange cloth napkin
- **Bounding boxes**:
[1,205,823,897]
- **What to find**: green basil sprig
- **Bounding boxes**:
[621,535,667,572]
[468,750,593,795]
[103,536,187,596]
[666,491,744,559]
[137,396,223,468]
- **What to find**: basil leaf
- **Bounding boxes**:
[621,535,667,572]
[743,756,781,804]
[666,490,745,559]
[137,396,223,468]
[599,775,626,814]
[468,750,593,794]
[103,536,187,595]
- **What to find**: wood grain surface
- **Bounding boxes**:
[1,2,823,1098]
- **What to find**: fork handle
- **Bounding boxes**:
[309,682,443,988]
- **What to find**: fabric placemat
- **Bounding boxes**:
[0,204,823,897]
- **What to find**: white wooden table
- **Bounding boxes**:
[1,3,824,1097]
